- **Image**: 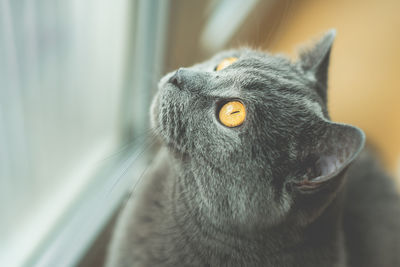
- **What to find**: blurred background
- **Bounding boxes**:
[1,0,399,266]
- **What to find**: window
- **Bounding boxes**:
[0,1,168,266]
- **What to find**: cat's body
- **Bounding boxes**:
[106,31,400,267]
[343,150,400,267]
[106,149,400,267]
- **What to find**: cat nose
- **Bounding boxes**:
[167,68,205,93]
[168,68,184,89]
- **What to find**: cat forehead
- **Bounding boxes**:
[199,50,312,95]
[180,48,326,119]
[201,49,304,86]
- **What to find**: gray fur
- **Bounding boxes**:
[106,31,400,267]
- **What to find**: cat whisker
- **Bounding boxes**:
[105,135,159,197]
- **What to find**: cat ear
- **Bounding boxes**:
[293,122,365,193]
[298,29,336,103]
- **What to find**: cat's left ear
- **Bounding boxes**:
[298,29,336,103]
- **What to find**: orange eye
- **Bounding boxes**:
[215,57,238,71]
[218,101,246,127]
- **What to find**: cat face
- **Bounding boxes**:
[151,31,365,228]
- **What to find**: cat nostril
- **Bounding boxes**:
[168,68,183,88]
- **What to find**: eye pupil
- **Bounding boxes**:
[216,57,238,71]
[218,101,246,127]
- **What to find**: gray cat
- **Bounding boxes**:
[105,30,400,267]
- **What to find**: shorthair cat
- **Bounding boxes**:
[106,30,400,267]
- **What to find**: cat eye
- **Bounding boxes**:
[218,101,246,127]
[215,57,238,71]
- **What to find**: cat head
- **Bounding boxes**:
[151,30,365,228]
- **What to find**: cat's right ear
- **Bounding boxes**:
[287,122,365,225]
[298,30,336,103]
[292,122,365,194]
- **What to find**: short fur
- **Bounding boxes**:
[106,31,400,267]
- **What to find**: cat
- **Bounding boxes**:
[105,30,400,267]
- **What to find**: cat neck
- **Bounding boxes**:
[166,160,346,266]
[162,155,345,266]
